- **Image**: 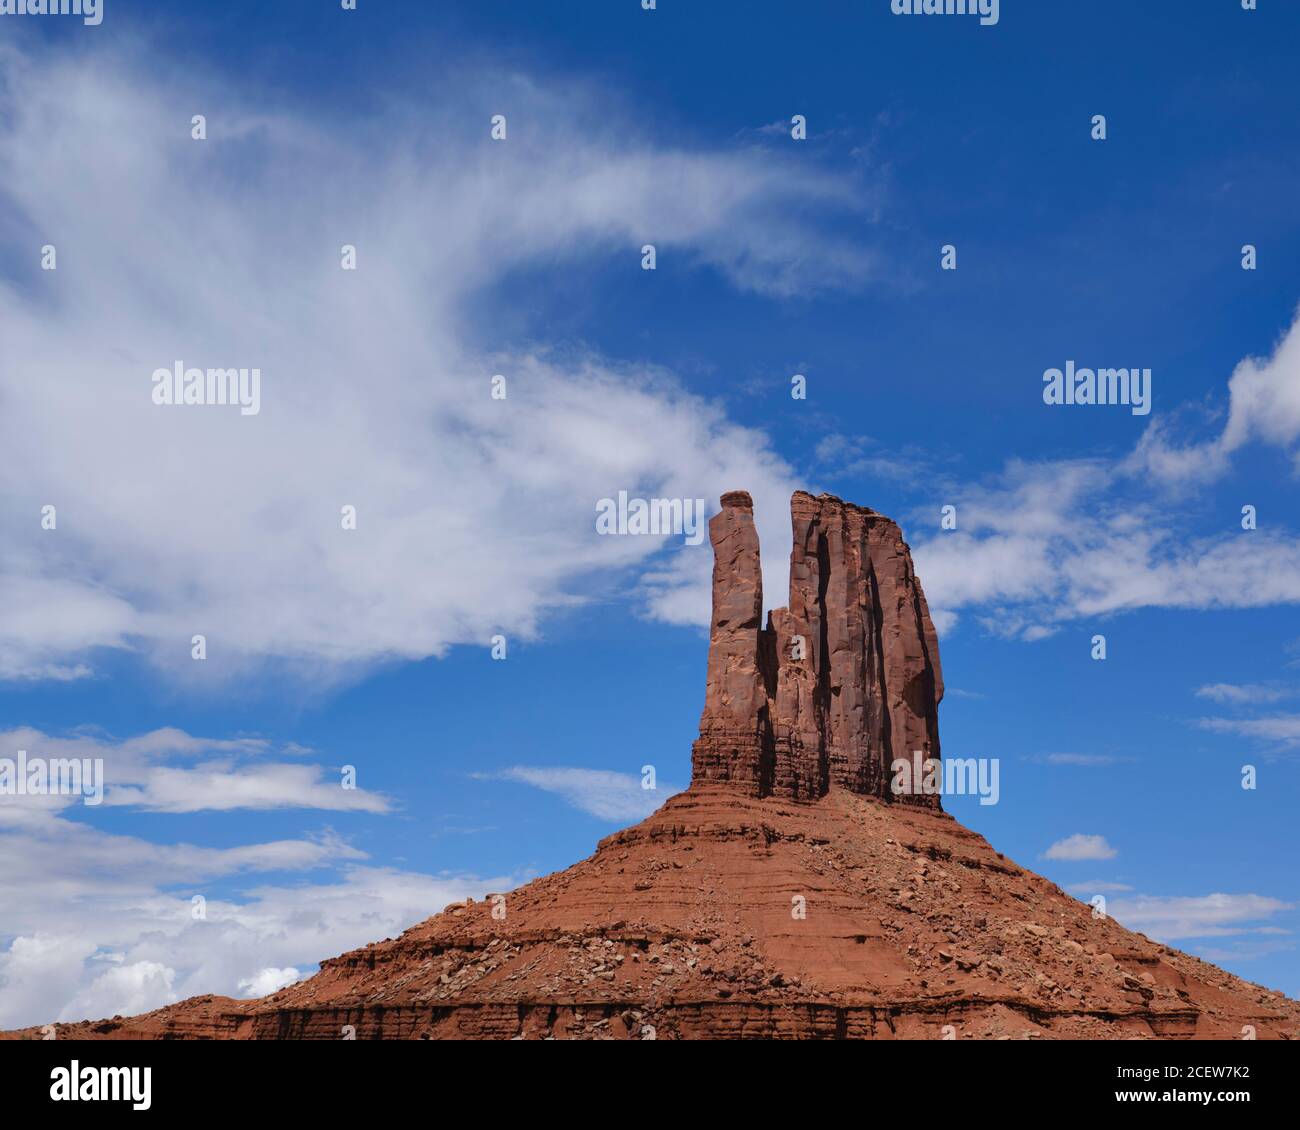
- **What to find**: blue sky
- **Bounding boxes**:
[1,0,1299,1025]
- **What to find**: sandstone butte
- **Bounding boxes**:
[7,490,1298,1041]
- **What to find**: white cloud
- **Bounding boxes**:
[1129,305,1300,482]
[1196,714,1300,746]
[0,935,98,1031]
[1043,833,1118,861]
[63,961,178,1023]
[913,457,1300,635]
[237,967,301,998]
[0,42,884,686]
[811,433,925,484]
[1125,416,1233,487]
[0,730,516,1030]
[911,459,1111,631]
[1108,893,1293,941]
[0,793,513,1027]
[0,806,365,933]
[0,727,390,813]
[906,312,1300,639]
[1222,308,1300,455]
[1067,880,1134,894]
[487,766,680,821]
[1196,683,1294,705]
[1029,753,1128,767]
[107,764,386,814]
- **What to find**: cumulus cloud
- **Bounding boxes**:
[0,41,886,686]
[64,960,178,1023]
[0,794,513,1027]
[0,722,422,1025]
[238,967,301,998]
[1128,306,1300,483]
[1043,833,1118,861]
[485,766,680,822]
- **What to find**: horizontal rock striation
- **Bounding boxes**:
[692,491,944,806]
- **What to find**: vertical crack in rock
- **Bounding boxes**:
[692,490,944,806]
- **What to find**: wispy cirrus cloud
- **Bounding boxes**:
[1196,683,1296,705]
[1108,893,1293,941]
[0,727,389,813]
[1067,880,1135,894]
[906,305,1300,641]
[483,766,681,822]
[1195,715,1300,746]
[0,41,887,686]
[1027,752,1130,767]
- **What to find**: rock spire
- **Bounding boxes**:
[691,491,944,806]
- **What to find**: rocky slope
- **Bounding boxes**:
[7,491,1298,1040]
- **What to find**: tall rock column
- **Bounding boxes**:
[690,491,774,792]
[861,506,945,802]
[781,493,944,806]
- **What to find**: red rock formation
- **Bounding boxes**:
[690,490,773,793]
[693,491,944,806]
[6,490,1296,1041]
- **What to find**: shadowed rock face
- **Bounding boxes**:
[692,491,944,806]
